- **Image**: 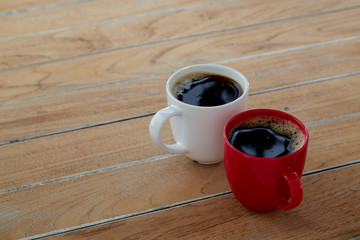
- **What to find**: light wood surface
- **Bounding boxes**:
[46,164,360,240]
[1,0,358,69]
[0,0,359,239]
[2,40,359,144]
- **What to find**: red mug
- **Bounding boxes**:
[223,109,309,211]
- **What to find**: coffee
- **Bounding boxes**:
[228,117,304,158]
[172,72,242,107]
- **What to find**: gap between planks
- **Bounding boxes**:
[1,4,359,72]
[0,0,97,17]
[18,160,360,240]
[0,112,157,146]
[0,0,240,43]
[1,111,359,196]
[1,70,359,147]
[1,35,360,107]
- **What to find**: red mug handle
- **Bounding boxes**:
[274,168,303,210]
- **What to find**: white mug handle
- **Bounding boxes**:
[149,105,188,154]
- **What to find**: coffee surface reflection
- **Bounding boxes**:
[172,72,242,107]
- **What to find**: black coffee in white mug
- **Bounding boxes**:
[172,72,243,107]
[149,64,249,164]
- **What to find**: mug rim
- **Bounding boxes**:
[166,64,250,110]
[223,108,309,160]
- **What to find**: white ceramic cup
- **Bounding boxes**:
[149,64,249,164]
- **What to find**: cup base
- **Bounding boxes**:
[193,158,223,165]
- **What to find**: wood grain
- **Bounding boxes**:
[48,164,360,240]
[0,114,358,239]
[1,7,360,103]
[1,0,359,239]
[0,55,360,146]
[248,74,360,123]
[0,107,359,191]
[0,115,170,190]
[0,0,215,39]
[0,0,70,13]
[1,0,359,69]
[306,115,360,171]
[0,40,359,144]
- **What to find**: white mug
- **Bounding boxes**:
[149,64,249,164]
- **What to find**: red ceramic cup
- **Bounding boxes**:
[223,109,309,211]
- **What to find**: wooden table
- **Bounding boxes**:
[1,0,359,239]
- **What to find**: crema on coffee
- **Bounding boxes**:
[229,116,305,158]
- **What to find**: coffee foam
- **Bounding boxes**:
[171,71,212,97]
[235,116,305,153]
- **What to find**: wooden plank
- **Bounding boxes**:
[1,0,358,39]
[0,104,359,190]
[0,115,172,190]
[1,1,359,69]
[0,0,78,12]
[247,75,360,123]
[1,1,357,240]
[0,0,215,39]
[49,164,360,240]
[0,0,71,13]
[1,7,360,102]
[0,40,359,143]
[306,116,360,171]
[0,114,358,239]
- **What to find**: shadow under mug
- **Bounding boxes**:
[149,64,249,164]
[223,109,309,211]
